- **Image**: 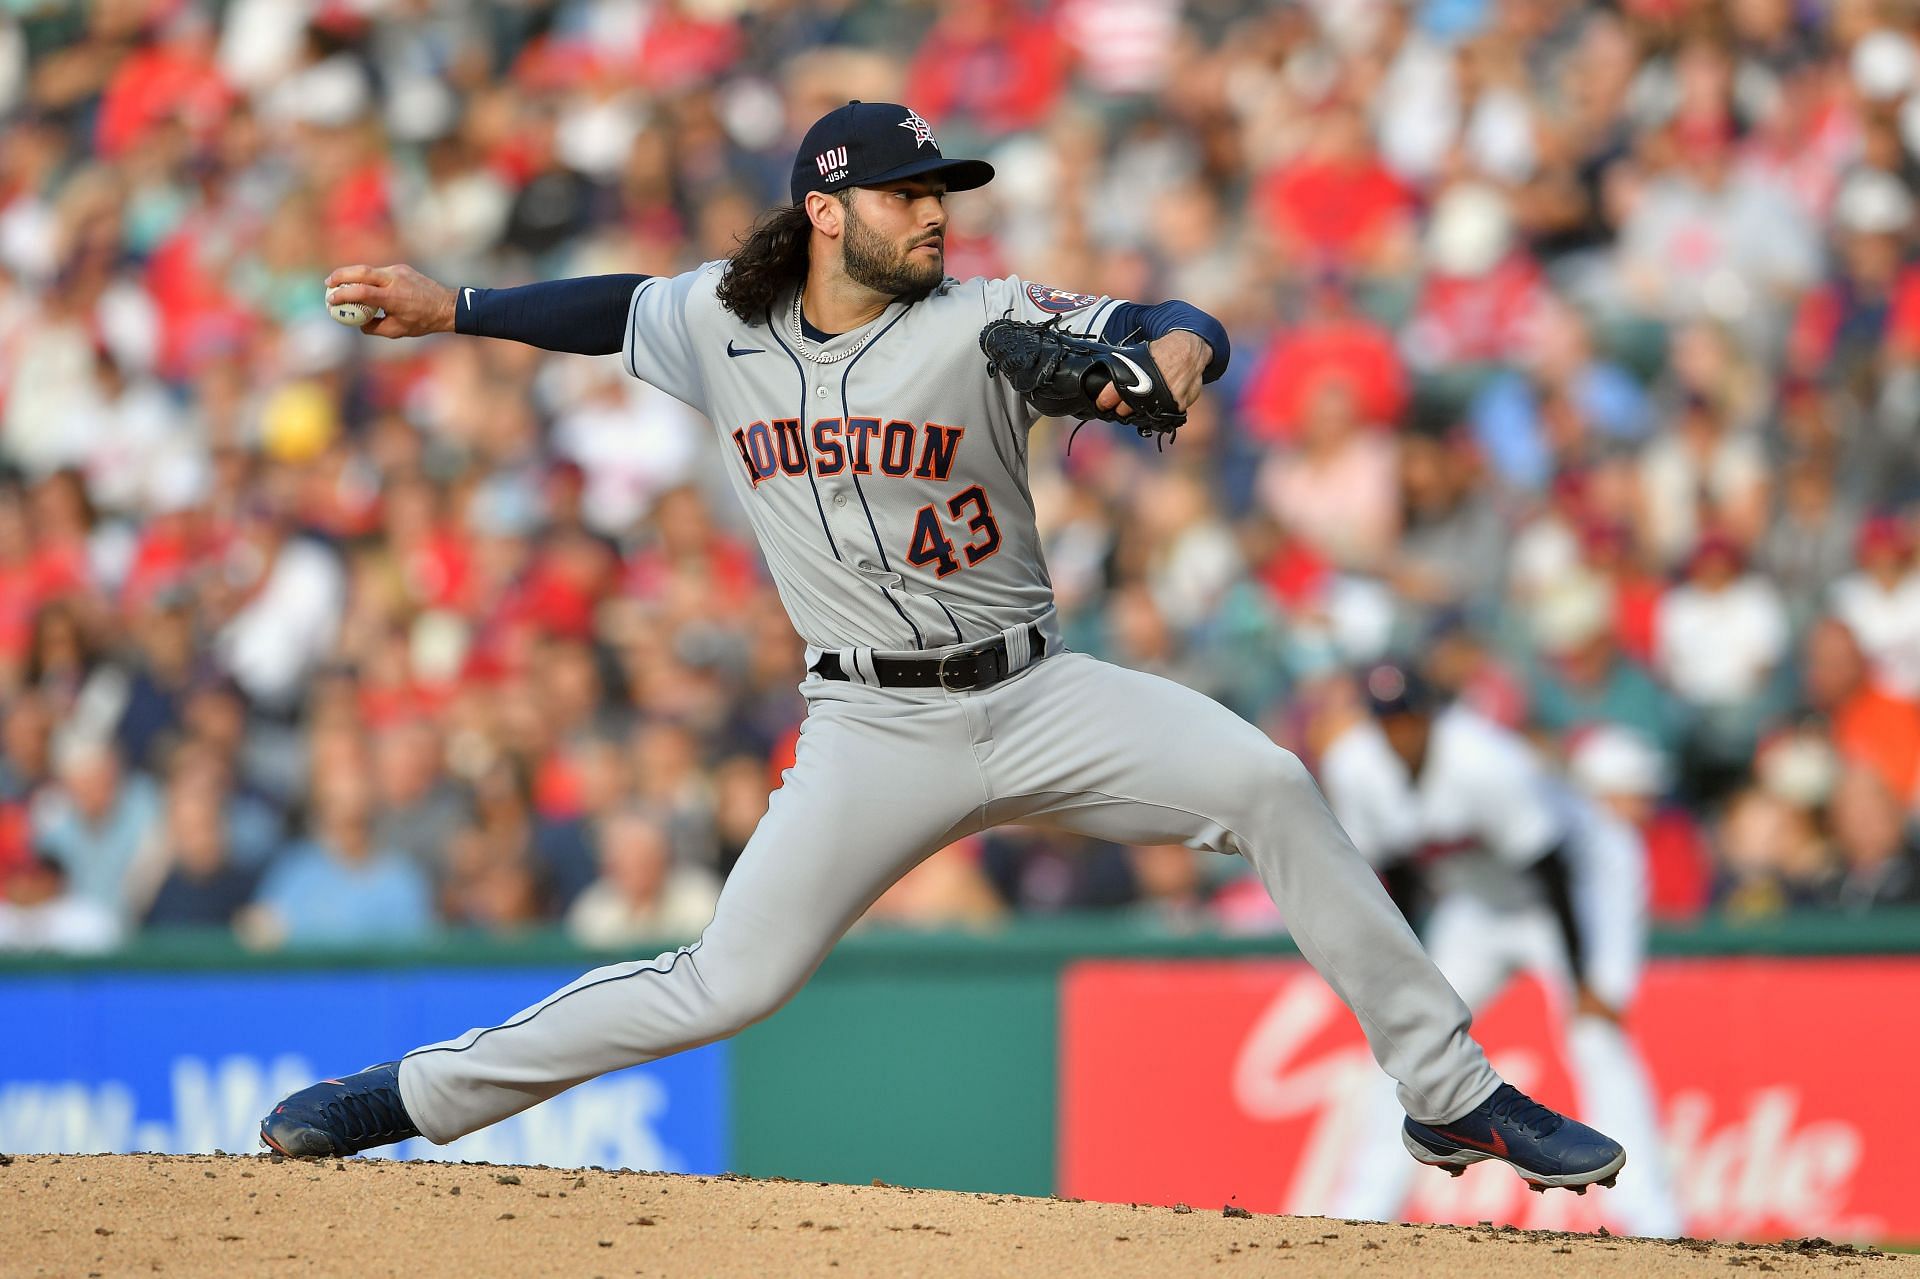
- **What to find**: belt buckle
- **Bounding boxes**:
[937,648,981,691]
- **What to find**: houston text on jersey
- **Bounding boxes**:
[729,418,965,488]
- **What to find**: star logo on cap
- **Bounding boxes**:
[898,109,937,149]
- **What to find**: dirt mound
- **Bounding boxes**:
[2,1154,1909,1278]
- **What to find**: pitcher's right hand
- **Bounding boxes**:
[325,264,457,339]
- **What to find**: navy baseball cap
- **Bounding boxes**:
[790,101,995,205]
[1361,662,1437,718]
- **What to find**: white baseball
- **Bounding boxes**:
[326,288,378,327]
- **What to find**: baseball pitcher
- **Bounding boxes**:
[260,102,1624,1195]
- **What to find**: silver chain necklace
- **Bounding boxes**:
[789,290,883,365]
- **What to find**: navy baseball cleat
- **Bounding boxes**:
[259,1061,419,1158]
[1403,1084,1625,1193]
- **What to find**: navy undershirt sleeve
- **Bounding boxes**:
[1101,299,1231,382]
[453,274,650,356]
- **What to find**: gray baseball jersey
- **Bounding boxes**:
[394,267,1507,1155]
[623,266,1119,657]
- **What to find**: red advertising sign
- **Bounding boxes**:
[1059,958,1920,1242]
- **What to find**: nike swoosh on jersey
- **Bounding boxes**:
[1111,352,1153,395]
[727,341,765,358]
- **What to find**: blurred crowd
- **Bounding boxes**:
[3,0,1920,954]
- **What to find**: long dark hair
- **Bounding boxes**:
[716,202,815,325]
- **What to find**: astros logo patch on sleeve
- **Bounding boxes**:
[1025,282,1100,314]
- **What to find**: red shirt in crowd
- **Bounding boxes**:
[1239,314,1406,442]
[1831,682,1920,806]
[95,38,232,159]
[1256,154,1411,268]
[0,804,30,886]
[145,215,259,382]
[400,528,475,614]
[907,4,1070,136]
[1644,808,1712,921]
[1255,537,1333,612]
[120,514,228,617]
[1611,574,1665,667]
[320,162,393,248]
[622,536,760,616]
[1406,254,1548,367]
[0,545,90,660]
[1788,268,1920,372]
[491,546,614,644]
[632,7,741,92]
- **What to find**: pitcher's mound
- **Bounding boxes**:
[3,1154,1907,1277]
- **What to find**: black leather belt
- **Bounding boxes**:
[810,625,1046,692]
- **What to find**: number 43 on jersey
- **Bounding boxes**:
[907,485,1000,578]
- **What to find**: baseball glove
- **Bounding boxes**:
[979,317,1185,444]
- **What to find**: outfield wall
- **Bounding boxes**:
[3,912,1916,1241]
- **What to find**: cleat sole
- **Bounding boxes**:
[1528,1178,1599,1196]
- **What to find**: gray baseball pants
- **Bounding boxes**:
[399,652,1501,1141]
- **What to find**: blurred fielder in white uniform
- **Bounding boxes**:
[1318,663,1681,1237]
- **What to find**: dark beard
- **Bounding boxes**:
[842,204,943,301]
